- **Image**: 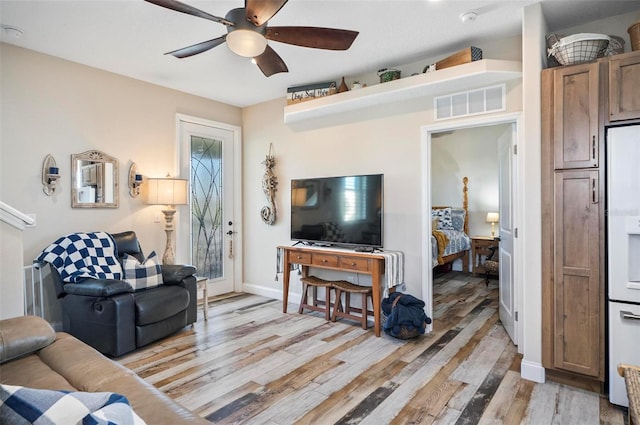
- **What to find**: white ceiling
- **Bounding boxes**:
[1,0,638,107]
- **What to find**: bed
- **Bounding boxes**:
[431,176,471,272]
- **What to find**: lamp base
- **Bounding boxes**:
[161,208,177,265]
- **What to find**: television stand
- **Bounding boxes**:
[278,245,388,337]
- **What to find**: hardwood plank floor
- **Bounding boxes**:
[117,272,628,424]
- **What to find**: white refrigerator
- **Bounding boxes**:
[607,125,640,407]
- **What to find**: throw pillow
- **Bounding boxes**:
[450,208,467,232]
[431,207,454,230]
[123,251,162,291]
[431,217,439,232]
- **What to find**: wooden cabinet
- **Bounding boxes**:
[542,60,606,388]
[552,63,600,170]
[552,170,602,377]
[609,51,640,122]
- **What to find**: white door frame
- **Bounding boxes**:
[175,113,243,294]
[421,112,524,353]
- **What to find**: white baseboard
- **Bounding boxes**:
[520,359,546,383]
[242,283,300,304]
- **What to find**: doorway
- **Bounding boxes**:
[177,114,243,297]
[421,113,523,350]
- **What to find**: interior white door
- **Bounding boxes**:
[498,124,517,344]
[179,117,236,296]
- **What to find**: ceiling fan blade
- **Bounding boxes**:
[245,0,288,26]
[144,0,234,26]
[266,27,358,50]
[165,36,227,58]
[254,45,288,77]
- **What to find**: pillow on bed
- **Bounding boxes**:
[431,208,454,230]
[450,208,466,232]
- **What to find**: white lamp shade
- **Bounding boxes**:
[486,212,499,223]
[226,29,267,57]
[147,178,188,206]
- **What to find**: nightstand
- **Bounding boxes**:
[471,236,499,275]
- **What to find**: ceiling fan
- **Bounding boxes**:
[144,0,359,77]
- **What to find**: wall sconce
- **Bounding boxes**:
[42,154,60,196]
[128,163,143,197]
[147,175,189,265]
[486,212,499,237]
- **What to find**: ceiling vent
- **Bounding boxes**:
[434,84,505,120]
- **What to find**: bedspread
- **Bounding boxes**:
[431,230,471,268]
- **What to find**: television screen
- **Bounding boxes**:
[291,174,383,248]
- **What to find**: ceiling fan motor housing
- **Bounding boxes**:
[225,8,268,57]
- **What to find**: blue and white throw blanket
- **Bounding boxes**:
[0,384,146,425]
[35,232,123,283]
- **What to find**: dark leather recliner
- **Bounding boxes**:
[45,231,198,357]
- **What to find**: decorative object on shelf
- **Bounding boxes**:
[423,46,483,73]
[377,68,401,83]
[351,81,362,90]
[41,154,60,196]
[128,163,143,198]
[337,76,349,93]
[147,175,188,265]
[286,81,336,105]
[260,143,277,225]
[71,150,119,209]
[486,212,499,237]
[547,33,610,65]
[629,21,640,51]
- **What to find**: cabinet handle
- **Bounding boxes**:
[621,311,640,320]
[592,135,596,160]
[351,262,357,266]
[592,178,598,204]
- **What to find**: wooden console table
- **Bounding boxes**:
[278,245,386,337]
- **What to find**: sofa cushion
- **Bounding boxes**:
[123,251,162,291]
[134,286,190,326]
[0,316,56,364]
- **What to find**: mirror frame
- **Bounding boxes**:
[71,150,119,208]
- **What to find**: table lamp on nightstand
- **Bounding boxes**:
[486,212,499,237]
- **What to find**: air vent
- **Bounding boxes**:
[434,84,505,120]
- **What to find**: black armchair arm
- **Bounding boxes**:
[162,265,197,284]
[63,279,134,297]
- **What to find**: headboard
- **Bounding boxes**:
[432,176,469,234]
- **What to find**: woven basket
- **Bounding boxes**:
[548,33,610,65]
[629,22,640,52]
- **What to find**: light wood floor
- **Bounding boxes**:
[117,272,628,424]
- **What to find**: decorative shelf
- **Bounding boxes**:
[283,59,522,127]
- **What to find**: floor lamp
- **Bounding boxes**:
[147,176,188,265]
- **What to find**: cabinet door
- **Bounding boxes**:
[553,170,602,378]
[553,63,599,169]
[609,51,640,122]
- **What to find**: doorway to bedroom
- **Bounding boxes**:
[422,113,521,349]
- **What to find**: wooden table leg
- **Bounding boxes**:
[371,259,382,337]
[282,250,290,313]
[196,277,208,321]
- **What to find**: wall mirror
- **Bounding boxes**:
[71,150,119,208]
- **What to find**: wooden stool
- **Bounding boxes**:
[299,276,333,321]
[331,280,374,330]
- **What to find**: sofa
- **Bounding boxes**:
[0,315,209,424]
[37,230,198,357]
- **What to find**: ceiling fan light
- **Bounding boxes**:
[226,29,267,57]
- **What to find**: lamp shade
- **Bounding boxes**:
[147,178,188,206]
[486,212,499,223]
[291,188,308,207]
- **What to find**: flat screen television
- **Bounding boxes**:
[291,174,383,248]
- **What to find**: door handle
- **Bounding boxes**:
[621,311,640,320]
[592,177,598,204]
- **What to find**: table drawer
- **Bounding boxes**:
[312,253,339,267]
[289,251,312,265]
[339,256,371,272]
